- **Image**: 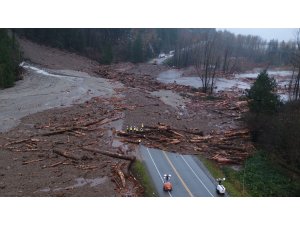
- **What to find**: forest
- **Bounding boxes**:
[0,29,21,88]
[15,28,298,67]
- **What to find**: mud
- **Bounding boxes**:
[0,39,139,197]
[150,90,189,109]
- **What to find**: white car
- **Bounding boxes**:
[216,178,226,195]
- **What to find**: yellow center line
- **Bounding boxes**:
[163,151,194,197]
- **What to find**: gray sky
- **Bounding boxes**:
[219,28,298,42]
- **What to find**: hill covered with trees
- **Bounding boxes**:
[15,28,180,64]
[15,28,297,75]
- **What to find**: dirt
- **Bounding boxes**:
[0,63,122,133]
[0,95,144,196]
[0,39,141,197]
[19,38,99,74]
[0,38,253,196]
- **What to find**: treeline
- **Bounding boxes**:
[15,28,297,70]
[15,28,179,64]
[0,29,21,89]
[171,29,297,70]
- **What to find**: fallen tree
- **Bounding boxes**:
[82,146,136,161]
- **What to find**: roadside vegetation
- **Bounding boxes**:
[131,160,157,197]
[199,156,249,197]
[237,151,299,196]
[0,29,22,89]
[201,151,299,197]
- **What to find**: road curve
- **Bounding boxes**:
[139,145,223,197]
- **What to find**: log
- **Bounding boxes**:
[53,149,81,160]
[168,139,181,144]
[144,124,204,136]
[112,177,121,189]
[117,131,144,138]
[190,135,213,143]
[41,128,75,136]
[82,146,136,161]
[224,129,249,137]
[22,158,45,165]
[117,170,126,188]
[4,138,35,147]
[183,130,204,136]
[41,116,123,136]
[98,116,123,126]
[81,117,107,127]
[168,130,185,138]
[115,163,126,188]
[211,155,234,164]
[214,144,245,151]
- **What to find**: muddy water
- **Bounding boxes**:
[236,70,293,79]
[0,62,123,132]
[157,69,293,99]
[157,70,250,91]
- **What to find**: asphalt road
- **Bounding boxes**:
[139,145,222,197]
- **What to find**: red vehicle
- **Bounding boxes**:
[163,181,172,191]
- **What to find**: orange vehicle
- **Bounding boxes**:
[163,174,172,191]
[163,181,172,191]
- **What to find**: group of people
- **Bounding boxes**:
[126,123,144,133]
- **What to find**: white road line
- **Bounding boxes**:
[180,155,214,197]
[146,148,172,197]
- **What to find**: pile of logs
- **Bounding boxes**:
[96,67,202,94]
[116,122,254,164]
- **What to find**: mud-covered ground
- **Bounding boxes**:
[0,94,146,196]
[0,38,251,196]
[0,39,140,196]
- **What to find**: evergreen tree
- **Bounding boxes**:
[247,70,281,114]
[131,34,143,63]
[0,29,21,88]
[102,43,113,64]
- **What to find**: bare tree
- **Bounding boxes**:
[195,32,221,93]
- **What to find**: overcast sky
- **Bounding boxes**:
[219,28,298,42]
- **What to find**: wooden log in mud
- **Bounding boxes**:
[82,146,136,162]
[53,149,82,160]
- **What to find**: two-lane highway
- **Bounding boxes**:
[140,145,221,197]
